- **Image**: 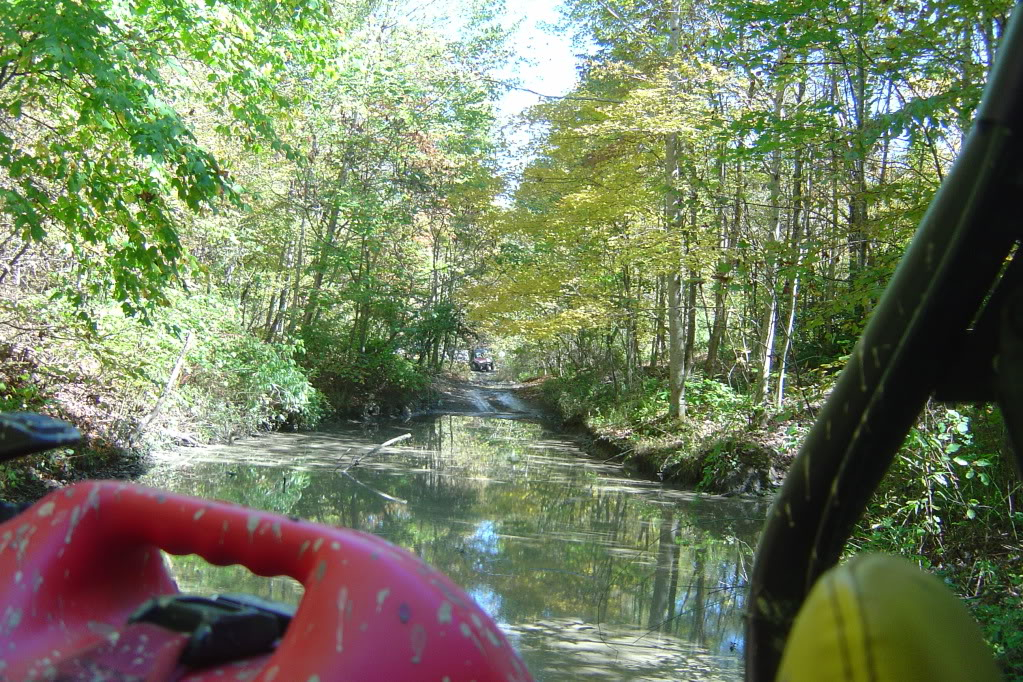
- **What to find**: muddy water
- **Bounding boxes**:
[142,415,767,680]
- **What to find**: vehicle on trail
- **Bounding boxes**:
[470,347,495,372]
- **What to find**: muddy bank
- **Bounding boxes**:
[577,427,786,496]
[2,441,147,505]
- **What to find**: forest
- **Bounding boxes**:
[2,0,1022,675]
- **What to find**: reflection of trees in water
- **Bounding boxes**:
[167,554,304,606]
[653,526,750,656]
[507,618,742,681]
[585,499,753,658]
[146,416,760,672]
[144,465,312,516]
[648,507,677,630]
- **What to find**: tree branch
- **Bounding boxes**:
[484,78,622,104]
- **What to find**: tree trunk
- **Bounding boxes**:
[668,271,687,418]
[302,201,342,328]
[266,288,289,343]
[665,0,687,418]
[706,154,743,376]
[705,283,729,376]
[651,274,667,368]
[287,210,306,337]
[684,276,698,373]
[134,331,193,443]
[753,60,786,406]
[623,265,639,386]
[846,12,870,291]
[774,78,807,407]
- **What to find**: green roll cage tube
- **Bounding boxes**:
[746,2,1023,679]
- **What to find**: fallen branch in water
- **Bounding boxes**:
[340,470,407,505]
[340,433,412,472]
[603,448,634,463]
[334,432,413,505]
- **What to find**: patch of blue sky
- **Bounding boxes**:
[493,1,586,190]
[393,1,587,190]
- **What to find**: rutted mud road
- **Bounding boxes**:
[426,375,549,420]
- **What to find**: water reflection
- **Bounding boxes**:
[142,416,766,680]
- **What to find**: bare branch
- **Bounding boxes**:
[340,470,408,505]
[340,432,412,472]
[483,77,622,104]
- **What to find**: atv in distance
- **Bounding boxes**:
[470,347,495,372]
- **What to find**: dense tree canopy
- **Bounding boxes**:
[9,0,1010,414]
[470,0,1014,414]
[0,0,512,420]
[0,0,337,315]
[2,0,1016,440]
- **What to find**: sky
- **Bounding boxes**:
[402,0,583,185]
[489,1,582,187]
[493,0,580,121]
[403,0,580,118]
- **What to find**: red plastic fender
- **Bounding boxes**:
[0,481,533,681]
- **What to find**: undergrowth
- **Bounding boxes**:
[540,369,776,489]
[0,292,326,496]
[850,402,1023,678]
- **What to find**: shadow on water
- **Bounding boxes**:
[142,414,767,681]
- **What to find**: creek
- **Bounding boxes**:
[142,407,767,680]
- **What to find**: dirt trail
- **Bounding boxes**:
[426,375,550,420]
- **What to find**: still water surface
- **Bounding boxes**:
[142,415,767,680]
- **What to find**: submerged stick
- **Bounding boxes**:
[335,432,412,504]
[340,470,407,505]
[341,433,412,472]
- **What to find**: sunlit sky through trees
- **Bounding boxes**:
[494,1,579,119]
[400,0,581,191]
[494,1,582,191]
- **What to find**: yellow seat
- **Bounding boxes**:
[777,553,1002,682]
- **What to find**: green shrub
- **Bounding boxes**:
[973,597,1023,678]
[858,405,1008,559]
[300,333,431,415]
[0,291,325,450]
[851,402,1022,672]
[182,334,326,437]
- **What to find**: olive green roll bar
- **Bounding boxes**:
[746,3,1023,679]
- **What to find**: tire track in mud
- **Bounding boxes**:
[427,377,548,420]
